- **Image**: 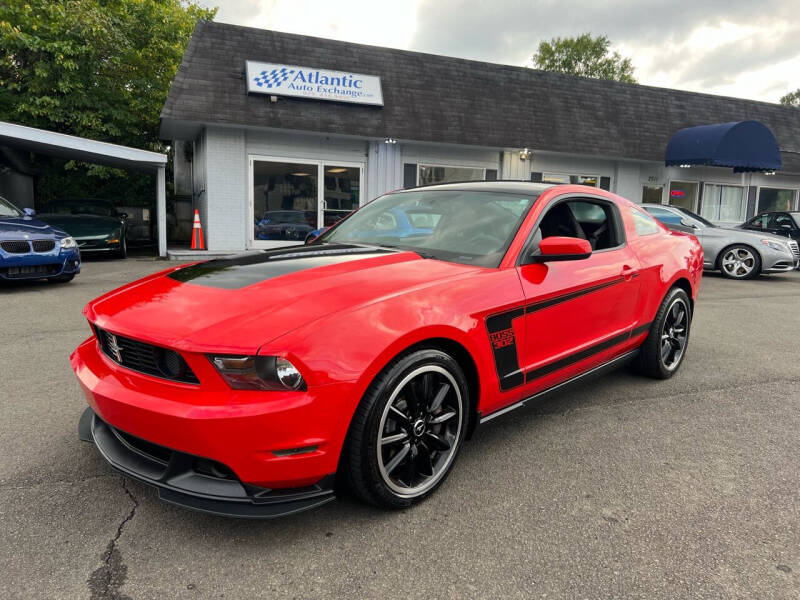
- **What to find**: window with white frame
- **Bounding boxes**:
[701,184,747,223]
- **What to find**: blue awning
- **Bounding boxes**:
[665,120,781,173]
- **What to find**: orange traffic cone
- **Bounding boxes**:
[191,209,205,250]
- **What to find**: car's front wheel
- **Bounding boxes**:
[719,245,760,279]
[344,348,469,509]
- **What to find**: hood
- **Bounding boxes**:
[38,213,122,237]
[84,244,479,353]
[0,217,59,239]
[718,225,793,245]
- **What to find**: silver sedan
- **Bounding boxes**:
[643,204,800,280]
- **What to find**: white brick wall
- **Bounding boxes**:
[204,127,247,252]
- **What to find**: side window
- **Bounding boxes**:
[630,207,660,236]
[769,213,793,229]
[747,215,769,229]
[645,206,682,225]
[537,198,622,251]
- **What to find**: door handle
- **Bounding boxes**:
[621,265,639,280]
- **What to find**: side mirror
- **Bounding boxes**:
[528,236,592,263]
[23,207,36,217]
[680,218,698,229]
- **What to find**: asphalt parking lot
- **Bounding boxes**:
[1,260,799,599]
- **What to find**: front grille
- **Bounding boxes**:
[95,327,200,384]
[789,240,799,259]
[31,239,56,252]
[1,240,31,254]
[1,264,60,278]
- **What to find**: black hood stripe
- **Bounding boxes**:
[168,244,395,289]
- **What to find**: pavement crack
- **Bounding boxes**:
[88,477,138,600]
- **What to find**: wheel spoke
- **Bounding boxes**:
[420,372,433,402]
[661,339,672,361]
[416,443,434,477]
[388,405,410,425]
[424,431,451,452]
[384,442,410,475]
[428,382,450,413]
[381,432,409,446]
[430,410,457,424]
[402,446,417,485]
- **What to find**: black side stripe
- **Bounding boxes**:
[525,321,652,383]
[485,277,626,391]
[524,277,625,314]
[630,322,651,338]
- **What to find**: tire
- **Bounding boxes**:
[49,273,75,283]
[116,236,127,259]
[718,244,760,279]
[635,287,692,379]
[344,348,470,509]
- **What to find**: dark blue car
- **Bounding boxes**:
[0,196,81,283]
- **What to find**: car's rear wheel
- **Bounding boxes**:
[344,348,469,509]
[635,287,691,379]
[718,245,760,279]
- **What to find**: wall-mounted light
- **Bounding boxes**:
[519,148,531,161]
[384,138,397,144]
[764,170,776,176]
[679,164,692,168]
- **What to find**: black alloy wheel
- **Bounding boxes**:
[345,348,469,509]
[635,287,692,379]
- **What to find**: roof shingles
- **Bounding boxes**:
[161,21,800,172]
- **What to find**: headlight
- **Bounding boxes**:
[761,239,788,252]
[209,355,306,391]
[60,237,77,249]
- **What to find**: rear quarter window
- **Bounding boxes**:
[630,207,660,236]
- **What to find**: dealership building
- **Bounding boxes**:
[160,20,800,254]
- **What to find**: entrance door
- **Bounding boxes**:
[250,158,363,248]
[668,181,698,211]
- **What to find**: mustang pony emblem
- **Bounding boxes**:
[106,333,123,362]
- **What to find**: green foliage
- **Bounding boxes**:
[780,89,800,107]
[532,33,637,84]
[0,0,216,205]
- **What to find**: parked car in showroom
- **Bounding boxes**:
[643,204,799,279]
[256,210,316,241]
[740,211,800,244]
[38,198,128,258]
[74,182,702,518]
[0,196,80,283]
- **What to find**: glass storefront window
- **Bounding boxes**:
[418,165,485,185]
[668,181,697,211]
[701,184,746,223]
[324,165,360,227]
[641,185,663,204]
[252,160,318,242]
[757,188,797,213]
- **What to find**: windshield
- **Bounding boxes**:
[317,190,538,267]
[0,196,23,218]
[675,206,716,228]
[51,199,116,217]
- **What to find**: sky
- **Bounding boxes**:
[198,0,800,103]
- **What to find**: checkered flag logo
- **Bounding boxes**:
[253,67,295,89]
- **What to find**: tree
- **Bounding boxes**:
[780,89,800,107]
[0,0,216,205]
[532,33,637,83]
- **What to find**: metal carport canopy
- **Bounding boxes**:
[0,120,169,257]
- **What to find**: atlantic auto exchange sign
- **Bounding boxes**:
[245,61,384,106]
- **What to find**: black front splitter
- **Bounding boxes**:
[78,407,336,519]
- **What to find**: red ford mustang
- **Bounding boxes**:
[73,182,703,517]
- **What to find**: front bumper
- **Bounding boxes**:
[78,407,335,518]
[761,249,800,273]
[71,336,358,516]
[0,247,81,280]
